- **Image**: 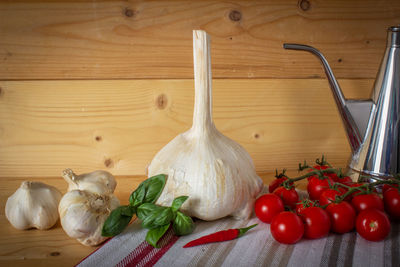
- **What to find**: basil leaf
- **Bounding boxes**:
[146,223,170,248]
[171,196,189,212]
[154,207,174,226]
[120,205,136,217]
[143,174,167,203]
[141,207,167,229]
[173,211,195,236]
[129,174,166,207]
[137,203,162,221]
[102,206,133,237]
[129,184,146,207]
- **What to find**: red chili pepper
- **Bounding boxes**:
[183,224,257,248]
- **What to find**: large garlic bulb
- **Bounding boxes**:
[59,169,119,246]
[5,181,62,230]
[148,30,263,221]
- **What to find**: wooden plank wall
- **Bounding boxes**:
[1,0,399,178]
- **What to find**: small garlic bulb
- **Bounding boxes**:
[59,169,120,246]
[62,168,116,195]
[5,181,62,230]
[148,31,263,221]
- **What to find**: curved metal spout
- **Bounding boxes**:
[283,43,371,152]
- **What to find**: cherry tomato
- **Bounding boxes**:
[347,183,377,197]
[383,188,400,221]
[356,209,391,242]
[254,194,284,223]
[307,165,329,181]
[307,176,334,200]
[319,188,347,206]
[273,186,299,208]
[269,177,287,193]
[347,183,371,198]
[295,199,315,215]
[382,183,399,193]
[312,165,329,170]
[326,201,356,234]
[270,211,304,244]
[336,176,353,185]
[351,193,384,213]
[300,207,331,239]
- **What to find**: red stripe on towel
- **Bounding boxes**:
[117,228,179,267]
[145,234,180,266]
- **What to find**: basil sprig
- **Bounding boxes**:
[101,174,195,247]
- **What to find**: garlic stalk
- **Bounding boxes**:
[59,169,119,246]
[5,181,62,230]
[148,30,263,221]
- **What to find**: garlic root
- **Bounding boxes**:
[148,30,263,221]
[5,181,62,230]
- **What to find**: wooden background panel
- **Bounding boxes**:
[0,78,373,178]
[1,0,399,80]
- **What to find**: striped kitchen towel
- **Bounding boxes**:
[77,214,400,267]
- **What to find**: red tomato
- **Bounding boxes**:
[273,186,299,208]
[336,176,353,185]
[269,177,287,193]
[300,207,331,239]
[307,165,329,181]
[307,176,334,200]
[312,165,329,170]
[382,184,399,193]
[383,188,400,221]
[319,188,347,206]
[326,201,356,234]
[325,172,339,182]
[351,193,384,213]
[295,199,315,215]
[356,209,391,241]
[347,183,375,198]
[254,194,285,223]
[270,212,304,244]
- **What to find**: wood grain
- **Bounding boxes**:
[0,78,372,178]
[1,0,399,80]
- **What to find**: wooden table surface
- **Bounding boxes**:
[0,172,295,266]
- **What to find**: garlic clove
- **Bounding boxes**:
[62,168,117,195]
[5,181,62,230]
[147,30,263,221]
[58,190,120,246]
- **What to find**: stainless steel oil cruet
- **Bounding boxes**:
[284,25,400,182]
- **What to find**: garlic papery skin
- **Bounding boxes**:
[147,30,263,221]
[59,168,119,246]
[62,168,116,195]
[59,190,119,246]
[5,181,62,230]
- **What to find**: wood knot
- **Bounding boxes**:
[156,94,168,109]
[104,158,114,168]
[338,58,342,63]
[299,0,311,11]
[254,133,260,139]
[229,10,242,21]
[50,252,60,257]
[124,8,135,17]
[95,136,102,142]
[366,40,370,44]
